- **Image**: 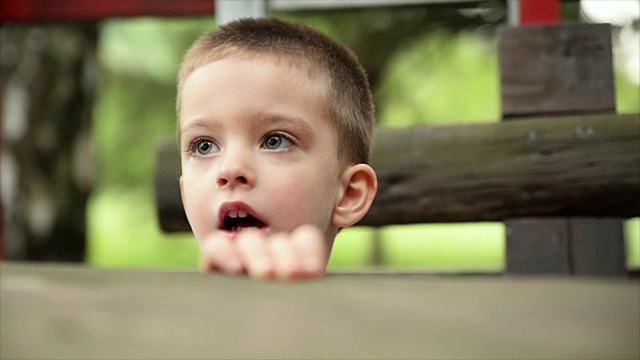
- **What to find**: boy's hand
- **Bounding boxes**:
[199,224,327,281]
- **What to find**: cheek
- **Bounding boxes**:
[181,175,214,241]
[182,175,201,209]
[269,170,338,227]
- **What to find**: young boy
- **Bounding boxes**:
[177,17,377,280]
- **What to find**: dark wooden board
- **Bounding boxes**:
[1,263,639,359]
[499,23,615,118]
[505,218,629,276]
[570,218,627,276]
[505,218,572,274]
[155,113,640,231]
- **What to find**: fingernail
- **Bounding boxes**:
[305,259,323,273]
[258,258,273,273]
[228,257,243,273]
[252,258,274,280]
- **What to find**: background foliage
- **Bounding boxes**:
[87,8,639,271]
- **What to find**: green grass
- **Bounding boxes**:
[327,227,376,269]
[328,223,505,272]
[626,218,640,268]
[87,188,200,269]
[380,223,504,270]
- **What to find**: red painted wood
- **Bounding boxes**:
[519,0,561,25]
[0,0,214,22]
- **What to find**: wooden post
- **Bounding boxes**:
[500,3,626,276]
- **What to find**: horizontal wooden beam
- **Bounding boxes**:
[365,113,639,225]
[155,113,640,231]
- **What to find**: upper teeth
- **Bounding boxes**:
[228,210,248,218]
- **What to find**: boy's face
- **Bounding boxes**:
[179,54,343,250]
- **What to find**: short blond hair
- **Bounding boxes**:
[177,17,374,164]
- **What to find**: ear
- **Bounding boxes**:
[332,164,378,228]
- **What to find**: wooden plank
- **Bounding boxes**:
[505,218,571,274]
[499,23,615,118]
[366,114,639,225]
[1,263,639,359]
[570,218,627,277]
[506,218,629,276]
[155,113,640,231]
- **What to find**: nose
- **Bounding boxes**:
[216,148,255,188]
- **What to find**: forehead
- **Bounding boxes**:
[182,50,327,95]
[184,53,329,106]
[179,54,334,135]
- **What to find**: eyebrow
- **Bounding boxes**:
[181,113,316,140]
[180,118,221,138]
[256,113,315,139]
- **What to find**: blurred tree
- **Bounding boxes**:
[283,2,506,90]
[1,23,98,261]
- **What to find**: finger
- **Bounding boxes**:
[290,224,327,278]
[236,229,274,280]
[200,232,245,275]
[268,232,302,281]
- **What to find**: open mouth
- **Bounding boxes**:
[224,210,266,232]
[219,203,267,232]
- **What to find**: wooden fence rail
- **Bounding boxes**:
[155,113,640,232]
[2,262,639,359]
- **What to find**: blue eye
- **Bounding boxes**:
[191,138,220,157]
[262,133,294,150]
